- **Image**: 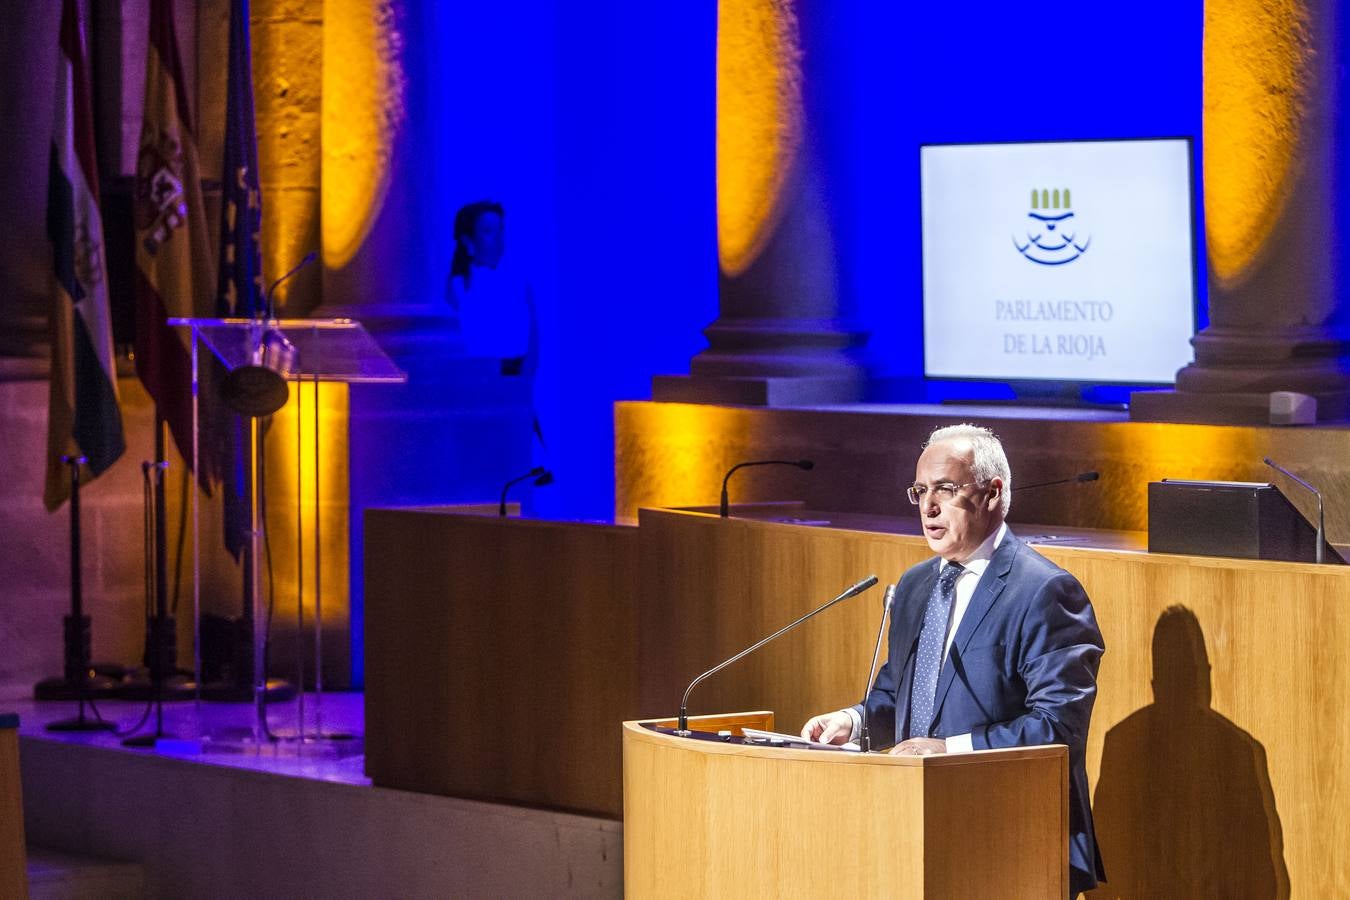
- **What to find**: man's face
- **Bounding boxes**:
[912,438,1004,561]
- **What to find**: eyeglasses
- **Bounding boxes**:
[906,481,982,505]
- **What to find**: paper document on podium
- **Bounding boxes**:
[741,727,860,752]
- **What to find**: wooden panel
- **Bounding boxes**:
[364,510,640,818]
[638,507,931,733]
[615,401,1350,542]
[623,721,1065,898]
[638,508,1350,897]
[1054,547,1331,899]
[0,718,28,900]
[924,750,1067,897]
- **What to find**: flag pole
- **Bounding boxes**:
[44,456,116,732]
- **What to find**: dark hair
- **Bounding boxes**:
[450,200,505,284]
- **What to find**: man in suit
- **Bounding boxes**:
[802,424,1107,896]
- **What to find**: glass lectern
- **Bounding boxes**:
[170,317,406,747]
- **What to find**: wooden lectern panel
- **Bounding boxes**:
[637,507,1350,897]
[365,510,640,817]
[0,715,28,900]
[623,720,1067,898]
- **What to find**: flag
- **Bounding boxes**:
[45,0,126,510]
[134,0,215,472]
[217,0,263,318]
[216,0,265,558]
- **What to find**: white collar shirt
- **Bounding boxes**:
[937,521,1008,663]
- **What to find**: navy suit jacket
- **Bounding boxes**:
[854,531,1107,895]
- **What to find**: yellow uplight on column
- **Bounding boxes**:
[1203,0,1312,288]
[269,380,351,633]
[716,0,803,277]
[321,0,406,269]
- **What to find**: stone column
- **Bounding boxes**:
[314,0,534,686]
[653,0,867,407]
[0,3,65,379]
[1133,0,1350,424]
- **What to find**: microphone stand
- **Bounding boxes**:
[264,251,317,322]
[499,467,553,516]
[859,584,897,753]
[677,575,878,734]
[1012,471,1099,493]
[720,459,814,517]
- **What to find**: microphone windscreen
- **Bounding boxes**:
[1078,471,1100,482]
[798,459,815,470]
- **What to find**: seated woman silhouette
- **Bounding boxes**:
[446,200,537,377]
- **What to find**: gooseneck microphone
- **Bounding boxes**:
[676,575,879,734]
[719,459,815,517]
[859,583,897,753]
[223,251,317,417]
[499,466,554,516]
[263,250,318,320]
[1264,457,1325,564]
[1013,471,1099,493]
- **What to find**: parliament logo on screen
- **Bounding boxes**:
[1013,187,1091,266]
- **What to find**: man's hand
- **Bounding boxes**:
[889,737,947,756]
[800,711,854,745]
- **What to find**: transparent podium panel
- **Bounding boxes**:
[185,318,407,384]
[169,317,405,752]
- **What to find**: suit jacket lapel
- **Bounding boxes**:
[931,533,1020,722]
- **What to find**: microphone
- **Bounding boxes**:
[1012,470,1099,493]
[222,252,316,416]
[263,250,318,320]
[499,466,553,516]
[859,583,897,753]
[1263,457,1325,564]
[676,575,878,734]
[719,459,815,517]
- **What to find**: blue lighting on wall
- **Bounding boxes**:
[348,0,1205,685]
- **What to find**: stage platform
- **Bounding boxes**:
[8,690,622,899]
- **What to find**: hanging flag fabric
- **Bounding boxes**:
[216,0,265,558]
[45,0,126,510]
[134,0,215,473]
[217,0,264,318]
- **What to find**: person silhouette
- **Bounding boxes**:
[1091,606,1289,898]
[446,200,538,378]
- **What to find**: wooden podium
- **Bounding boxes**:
[623,713,1068,898]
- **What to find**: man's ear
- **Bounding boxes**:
[987,478,1004,511]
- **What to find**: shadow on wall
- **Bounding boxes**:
[1090,605,1289,899]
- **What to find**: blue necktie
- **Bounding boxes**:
[908,562,963,739]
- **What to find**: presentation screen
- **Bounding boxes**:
[920,138,1197,385]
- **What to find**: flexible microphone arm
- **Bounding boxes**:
[859,583,897,753]
[1264,457,1325,564]
[263,251,318,321]
[1013,471,1099,493]
[499,467,551,517]
[676,575,878,734]
[719,459,815,517]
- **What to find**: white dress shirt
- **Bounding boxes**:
[845,522,1009,752]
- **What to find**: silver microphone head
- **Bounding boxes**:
[882,583,897,610]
